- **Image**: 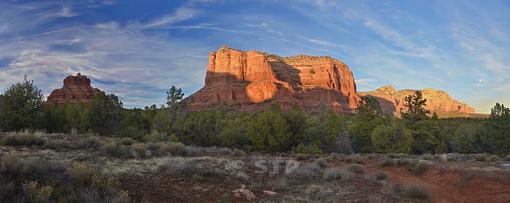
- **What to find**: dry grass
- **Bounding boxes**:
[322,167,353,181]
[76,136,103,150]
[0,133,45,146]
[401,183,432,200]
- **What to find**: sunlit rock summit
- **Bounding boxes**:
[187,46,360,113]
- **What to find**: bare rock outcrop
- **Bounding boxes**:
[187,46,360,113]
[45,73,101,105]
[359,85,475,116]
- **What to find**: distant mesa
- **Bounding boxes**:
[359,85,476,116]
[186,46,360,113]
[45,73,101,105]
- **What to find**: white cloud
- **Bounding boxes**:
[142,7,200,29]
[59,6,78,17]
[307,38,335,46]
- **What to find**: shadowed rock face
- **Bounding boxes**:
[359,85,475,116]
[45,73,101,105]
[187,46,360,113]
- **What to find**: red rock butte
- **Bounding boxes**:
[359,85,476,116]
[187,46,360,113]
[45,73,101,105]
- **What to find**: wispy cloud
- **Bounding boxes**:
[137,7,200,29]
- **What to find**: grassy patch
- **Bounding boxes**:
[401,183,432,200]
[0,133,45,146]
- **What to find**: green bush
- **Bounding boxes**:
[371,122,413,154]
[487,155,500,162]
[246,111,292,152]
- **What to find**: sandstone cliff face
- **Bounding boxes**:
[359,86,475,115]
[187,46,360,113]
[45,73,101,105]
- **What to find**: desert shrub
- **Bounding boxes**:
[305,184,334,202]
[131,143,146,158]
[294,153,309,161]
[69,162,94,186]
[0,181,17,202]
[348,164,365,174]
[352,155,365,164]
[373,171,389,181]
[269,177,288,191]
[233,149,247,157]
[315,158,328,168]
[102,143,134,158]
[291,143,323,155]
[117,137,135,145]
[395,158,415,167]
[0,154,129,202]
[407,161,430,176]
[203,146,233,156]
[160,142,188,156]
[472,154,487,162]
[0,133,45,146]
[144,131,168,143]
[43,139,72,150]
[401,183,431,200]
[23,181,53,203]
[159,158,227,178]
[420,153,435,160]
[487,155,500,162]
[145,142,162,152]
[286,162,322,180]
[322,167,353,181]
[76,136,103,149]
[380,158,394,167]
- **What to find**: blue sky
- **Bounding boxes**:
[0,0,509,112]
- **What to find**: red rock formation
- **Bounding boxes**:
[187,46,360,113]
[45,73,101,105]
[359,85,476,116]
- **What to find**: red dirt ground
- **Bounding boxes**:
[363,160,510,203]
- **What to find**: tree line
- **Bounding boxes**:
[1,76,509,155]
